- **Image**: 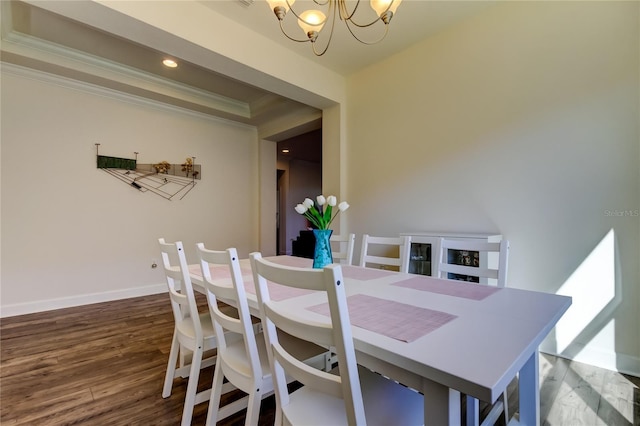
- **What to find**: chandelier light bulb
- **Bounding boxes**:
[370,0,402,16]
[267,0,295,19]
[266,0,295,13]
[298,9,326,39]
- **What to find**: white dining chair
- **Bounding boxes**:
[158,238,218,426]
[330,232,356,265]
[250,252,424,426]
[437,238,510,288]
[436,237,510,426]
[358,234,412,273]
[196,244,331,426]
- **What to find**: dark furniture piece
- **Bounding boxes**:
[291,230,315,259]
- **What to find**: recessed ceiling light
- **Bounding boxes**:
[162,59,178,68]
[282,149,290,153]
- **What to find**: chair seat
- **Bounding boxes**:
[221,332,272,386]
[283,366,424,426]
[176,312,217,349]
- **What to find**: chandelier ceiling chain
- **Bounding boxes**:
[266,0,402,56]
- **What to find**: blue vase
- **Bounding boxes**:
[313,229,333,269]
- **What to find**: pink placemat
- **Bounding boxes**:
[264,256,313,268]
[341,265,395,281]
[392,276,501,301]
[307,294,457,343]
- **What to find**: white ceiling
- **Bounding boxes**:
[1,0,495,143]
[198,0,496,76]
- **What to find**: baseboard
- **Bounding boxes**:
[540,345,640,378]
[0,284,167,318]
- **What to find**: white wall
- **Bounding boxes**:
[0,65,260,315]
[346,2,639,375]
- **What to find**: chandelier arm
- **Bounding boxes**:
[278,20,313,43]
[338,0,361,22]
[311,3,338,56]
[344,19,390,45]
[344,16,384,28]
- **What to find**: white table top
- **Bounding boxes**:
[190,255,571,407]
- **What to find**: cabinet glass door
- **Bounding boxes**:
[408,242,431,275]
[446,249,480,282]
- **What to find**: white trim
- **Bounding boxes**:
[0,61,255,129]
[2,29,251,118]
[0,284,167,318]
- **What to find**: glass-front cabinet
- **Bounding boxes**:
[408,241,431,275]
[446,248,480,282]
[401,232,502,282]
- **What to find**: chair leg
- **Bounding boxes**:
[274,406,283,426]
[245,390,262,426]
[181,346,204,426]
[163,331,180,398]
[205,360,225,426]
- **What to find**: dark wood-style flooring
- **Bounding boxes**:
[1,293,638,425]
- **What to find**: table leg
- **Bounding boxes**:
[422,377,461,426]
[518,350,540,426]
[466,395,479,426]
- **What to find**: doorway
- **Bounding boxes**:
[276,129,322,255]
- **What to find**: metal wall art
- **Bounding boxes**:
[95,144,201,200]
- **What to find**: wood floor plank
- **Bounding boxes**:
[1,293,638,425]
[2,388,94,425]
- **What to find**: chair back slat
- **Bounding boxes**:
[358,234,412,273]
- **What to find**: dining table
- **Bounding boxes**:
[189,255,571,426]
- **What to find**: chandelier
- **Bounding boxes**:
[265,0,402,56]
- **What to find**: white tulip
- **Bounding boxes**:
[338,201,350,212]
[295,204,308,214]
[316,195,326,206]
[327,195,337,206]
[303,198,314,208]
